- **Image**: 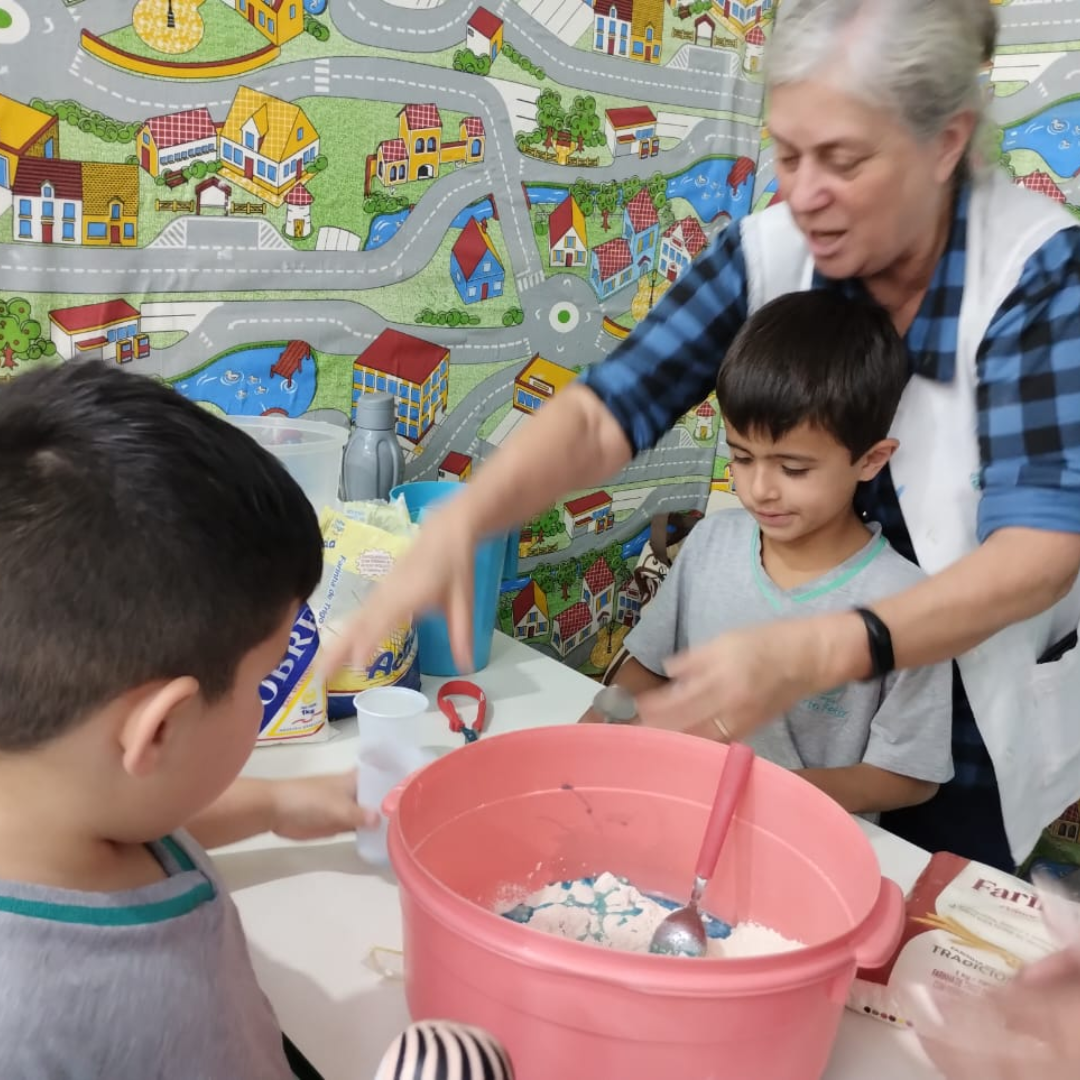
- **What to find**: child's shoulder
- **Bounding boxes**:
[685,508,755,547]
[871,537,930,588]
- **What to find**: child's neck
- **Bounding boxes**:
[759,510,872,591]
[0,768,165,892]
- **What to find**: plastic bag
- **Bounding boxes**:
[313,498,420,717]
[257,601,328,745]
[849,852,1058,1028]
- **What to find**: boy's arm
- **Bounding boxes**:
[579,657,669,723]
[187,774,377,850]
[856,647,955,798]
[795,763,939,814]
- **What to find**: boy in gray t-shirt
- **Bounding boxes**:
[0,366,379,1080]
[605,291,953,818]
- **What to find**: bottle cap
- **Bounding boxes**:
[355,391,396,430]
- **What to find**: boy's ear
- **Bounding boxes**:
[118,677,201,779]
[857,438,898,482]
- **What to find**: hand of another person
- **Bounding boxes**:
[320,503,480,677]
[913,944,1080,1078]
[634,616,842,741]
[269,771,379,841]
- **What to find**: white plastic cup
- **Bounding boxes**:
[354,686,433,866]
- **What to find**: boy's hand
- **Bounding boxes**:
[269,771,379,841]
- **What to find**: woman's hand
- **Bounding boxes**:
[914,945,1080,1077]
[633,613,868,739]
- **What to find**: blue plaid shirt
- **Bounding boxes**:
[582,184,1080,793]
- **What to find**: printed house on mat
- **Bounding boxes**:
[219,87,319,205]
[659,216,707,282]
[353,329,449,444]
[623,189,659,276]
[583,558,616,624]
[226,0,305,46]
[13,160,138,247]
[0,94,58,191]
[590,237,632,298]
[694,399,716,439]
[722,0,774,32]
[617,576,644,627]
[137,108,217,178]
[604,107,659,159]
[593,0,663,62]
[465,7,504,60]
[564,491,614,537]
[548,195,587,267]
[552,601,593,656]
[450,217,504,303]
[48,299,148,364]
[512,580,549,641]
[376,110,485,187]
[743,24,766,72]
[438,450,473,482]
[514,355,576,415]
[400,103,441,182]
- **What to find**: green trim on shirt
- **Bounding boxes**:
[751,525,888,612]
[0,881,215,927]
[159,835,197,874]
[0,836,215,926]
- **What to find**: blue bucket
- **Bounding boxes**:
[390,480,519,676]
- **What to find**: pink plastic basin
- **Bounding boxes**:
[385,725,903,1080]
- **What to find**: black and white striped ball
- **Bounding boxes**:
[374,1020,514,1080]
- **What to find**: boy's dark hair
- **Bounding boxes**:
[0,365,324,751]
[715,290,908,460]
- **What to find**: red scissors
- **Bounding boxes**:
[436,680,488,744]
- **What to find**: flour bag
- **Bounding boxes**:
[314,498,420,716]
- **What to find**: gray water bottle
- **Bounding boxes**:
[342,392,404,502]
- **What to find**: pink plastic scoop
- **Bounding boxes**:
[649,741,755,957]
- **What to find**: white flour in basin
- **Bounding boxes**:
[501,871,802,958]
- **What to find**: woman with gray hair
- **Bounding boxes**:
[332,0,1080,874]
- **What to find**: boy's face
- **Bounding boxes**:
[725,421,891,544]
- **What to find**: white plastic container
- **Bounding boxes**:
[227,414,347,515]
[354,686,433,866]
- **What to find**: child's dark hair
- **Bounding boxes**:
[0,365,324,751]
[715,290,908,460]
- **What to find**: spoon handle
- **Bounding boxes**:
[695,742,755,882]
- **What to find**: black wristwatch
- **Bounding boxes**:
[854,607,894,679]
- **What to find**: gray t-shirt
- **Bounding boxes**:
[626,511,954,804]
[0,831,294,1080]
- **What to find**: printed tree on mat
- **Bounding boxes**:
[0,298,57,370]
[536,90,565,149]
[532,562,556,597]
[556,557,579,600]
[597,182,619,231]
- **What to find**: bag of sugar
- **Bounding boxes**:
[848,852,1059,1028]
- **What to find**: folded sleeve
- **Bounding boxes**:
[977,227,1080,539]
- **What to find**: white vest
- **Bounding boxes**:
[741,170,1080,862]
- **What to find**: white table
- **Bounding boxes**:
[215,634,942,1080]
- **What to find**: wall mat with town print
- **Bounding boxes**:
[0,0,1075,675]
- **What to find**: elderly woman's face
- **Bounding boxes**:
[768,80,963,281]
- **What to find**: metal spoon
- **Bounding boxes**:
[650,741,755,957]
[591,684,639,724]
